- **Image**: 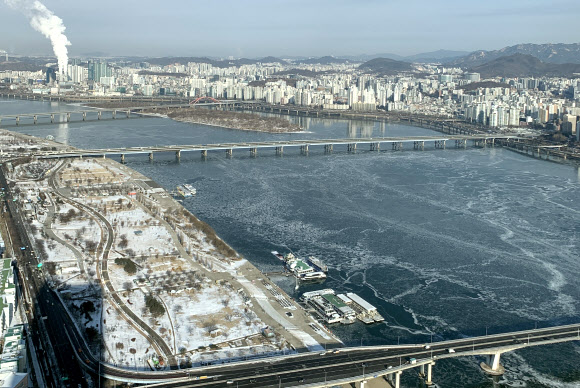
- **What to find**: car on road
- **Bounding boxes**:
[448,348,455,353]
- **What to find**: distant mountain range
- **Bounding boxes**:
[448,43,580,66]
[340,50,469,64]
[468,54,580,78]
[298,56,352,65]
[144,56,288,68]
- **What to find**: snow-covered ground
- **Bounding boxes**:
[9,157,313,371]
[102,298,154,370]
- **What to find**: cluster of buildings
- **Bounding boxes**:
[0,238,28,388]
[1,57,580,140]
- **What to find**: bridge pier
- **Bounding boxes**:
[324,144,333,153]
[226,149,233,158]
[126,110,130,118]
[250,148,257,157]
[176,150,181,160]
[120,154,125,163]
[97,111,101,120]
[16,116,19,126]
[394,371,402,388]
[435,140,446,149]
[481,352,505,376]
[67,112,71,122]
[201,150,207,158]
[370,143,380,151]
[33,115,37,124]
[112,110,117,119]
[301,145,309,154]
[392,142,402,151]
[425,362,435,385]
[149,152,154,161]
[275,146,283,155]
[413,141,425,150]
[348,143,357,152]
[50,114,54,123]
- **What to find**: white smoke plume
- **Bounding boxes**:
[4,0,71,75]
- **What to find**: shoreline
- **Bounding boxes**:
[0,129,341,370]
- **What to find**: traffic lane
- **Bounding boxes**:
[155,361,389,388]
[181,328,580,386]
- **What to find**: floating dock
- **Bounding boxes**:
[301,289,383,325]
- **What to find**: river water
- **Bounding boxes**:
[3,98,580,387]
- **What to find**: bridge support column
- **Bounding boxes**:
[301,145,309,154]
[481,352,505,376]
[250,148,257,157]
[392,142,402,151]
[370,143,380,151]
[394,371,402,388]
[275,146,283,155]
[201,150,207,158]
[348,144,357,152]
[33,115,37,124]
[67,112,71,122]
[176,150,181,160]
[324,144,333,153]
[149,152,154,161]
[112,110,116,119]
[226,149,233,158]
[16,116,19,126]
[426,362,435,386]
[50,114,54,123]
[121,154,125,163]
[126,110,130,118]
[97,111,101,120]
[435,140,446,149]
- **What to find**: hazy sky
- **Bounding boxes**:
[1,0,579,58]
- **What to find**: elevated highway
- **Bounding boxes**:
[74,322,580,386]
[0,100,242,127]
[34,135,520,161]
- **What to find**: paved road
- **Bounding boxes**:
[48,163,177,367]
[0,166,88,387]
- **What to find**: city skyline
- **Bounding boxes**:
[1,0,579,58]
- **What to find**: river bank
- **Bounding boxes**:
[0,128,340,370]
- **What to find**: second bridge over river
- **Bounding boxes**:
[37,134,521,161]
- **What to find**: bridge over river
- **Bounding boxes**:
[36,135,521,162]
[66,322,580,387]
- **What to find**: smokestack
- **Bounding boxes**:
[4,0,71,76]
